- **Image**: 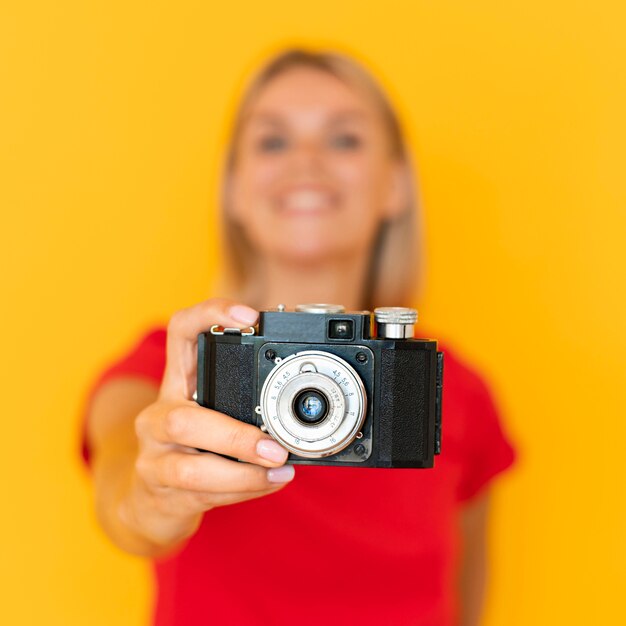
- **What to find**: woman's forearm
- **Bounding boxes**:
[87,378,195,557]
[90,409,196,558]
[91,444,191,558]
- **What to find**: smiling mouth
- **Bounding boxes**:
[276,189,339,214]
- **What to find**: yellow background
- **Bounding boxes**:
[1,1,625,624]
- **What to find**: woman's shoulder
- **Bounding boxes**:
[96,325,168,386]
[120,324,167,360]
[133,325,167,350]
[419,329,517,500]
[417,327,494,402]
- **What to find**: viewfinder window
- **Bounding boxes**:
[328,319,354,340]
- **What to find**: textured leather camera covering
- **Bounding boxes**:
[213,343,255,425]
[379,348,429,466]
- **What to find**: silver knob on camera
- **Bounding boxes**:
[374,307,418,339]
[295,303,345,314]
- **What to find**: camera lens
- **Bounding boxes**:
[292,389,329,425]
[259,350,368,458]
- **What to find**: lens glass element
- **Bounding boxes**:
[293,389,329,425]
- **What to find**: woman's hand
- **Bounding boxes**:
[119,298,294,552]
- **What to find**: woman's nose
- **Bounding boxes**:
[287,141,325,175]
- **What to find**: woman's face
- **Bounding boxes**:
[228,67,406,265]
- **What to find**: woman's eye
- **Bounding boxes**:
[258,136,287,152]
[330,134,361,149]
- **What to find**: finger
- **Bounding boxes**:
[156,404,289,468]
[151,451,296,494]
[195,486,286,509]
[162,485,287,518]
[160,298,259,401]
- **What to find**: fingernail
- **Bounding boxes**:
[267,465,295,484]
[229,305,258,326]
[257,439,289,463]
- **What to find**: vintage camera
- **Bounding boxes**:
[196,304,443,468]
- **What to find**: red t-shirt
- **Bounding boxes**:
[81,328,515,626]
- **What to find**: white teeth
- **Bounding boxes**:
[282,191,332,211]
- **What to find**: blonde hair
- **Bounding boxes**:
[218,48,423,309]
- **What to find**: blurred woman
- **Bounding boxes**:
[82,49,515,626]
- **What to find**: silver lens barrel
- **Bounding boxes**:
[259,350,367,458]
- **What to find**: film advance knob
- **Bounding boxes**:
[374,307,418,339]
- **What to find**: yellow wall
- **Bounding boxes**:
[1,2,624,624]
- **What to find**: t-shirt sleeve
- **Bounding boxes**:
[79,327,167,468]
[454,362,517,503]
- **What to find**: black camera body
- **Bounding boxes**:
[196,304,443,468]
